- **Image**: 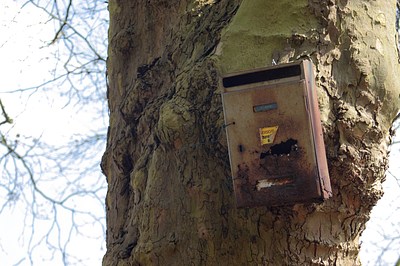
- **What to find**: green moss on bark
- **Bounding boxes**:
[217,0,318,73]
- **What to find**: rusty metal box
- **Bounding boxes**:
[221,61,332,207]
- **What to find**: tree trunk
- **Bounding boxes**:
[102,0,400,265]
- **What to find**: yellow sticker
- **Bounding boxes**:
[259,126,278,145]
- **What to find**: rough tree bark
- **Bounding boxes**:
[102,0,400,265]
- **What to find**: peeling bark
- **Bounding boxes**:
[102,0,400,265]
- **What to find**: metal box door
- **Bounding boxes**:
[221,61,332,207]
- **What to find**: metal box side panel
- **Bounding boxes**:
[302,61,332,198]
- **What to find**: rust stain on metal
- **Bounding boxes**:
[221,61,332,208]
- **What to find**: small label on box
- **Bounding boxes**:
[259,126,278,145]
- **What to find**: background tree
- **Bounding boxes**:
[0,0,108,264]
[102,0,400,265]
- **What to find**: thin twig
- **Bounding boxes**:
[0,99,13,126]
[49,0,72,45]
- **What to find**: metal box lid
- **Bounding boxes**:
[221,61,332,207]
